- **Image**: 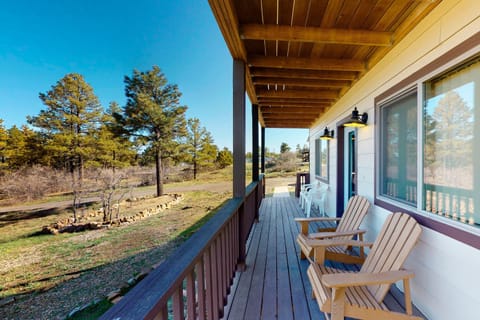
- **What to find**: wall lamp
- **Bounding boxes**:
[320,127,334,140]
[343,107,368,127]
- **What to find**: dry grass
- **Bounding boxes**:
[0,167,298,320]
[0,190,231,320]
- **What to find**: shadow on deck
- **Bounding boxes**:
[223,196,426,320]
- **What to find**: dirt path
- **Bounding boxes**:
[0,176,297,214]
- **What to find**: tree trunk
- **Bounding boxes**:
[155,149,163,196]
[193,159,197,180]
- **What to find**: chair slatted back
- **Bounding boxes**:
[336,195,370,235]
[360,213,422,302]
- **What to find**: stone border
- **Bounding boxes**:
[66,260,164,319]
[41,194,183,234]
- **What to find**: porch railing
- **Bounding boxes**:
[384,178,474,221]
[100,175,265,320]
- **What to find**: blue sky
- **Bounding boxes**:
[0,0,308,152]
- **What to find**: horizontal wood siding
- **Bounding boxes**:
[310,1,480,319]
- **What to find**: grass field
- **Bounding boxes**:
[0,166,299,319]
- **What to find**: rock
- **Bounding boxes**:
[107,289,122,301]
[111,296,123,304]
[68,306,81,318]
[0,297,15,307]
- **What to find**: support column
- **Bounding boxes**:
[233,60,246,199]
[261,126,265,173]
[233,59,247,270]
[252,104,259,182]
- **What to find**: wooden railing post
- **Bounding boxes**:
[237,203,246,271]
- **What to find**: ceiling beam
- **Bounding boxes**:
[263,114,318,120]
[250,68,358,80]
[258,97,335,103]
[240,24,393,46]
[260,106,325,113]
[263,122,311,128]
[256,88,339,100]
[259,102,330,108]
[248,55,365,72]
[253,77,351,88]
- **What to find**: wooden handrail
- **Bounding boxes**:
[101,175,265,320]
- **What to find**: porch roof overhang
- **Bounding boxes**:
[209,0,442,129]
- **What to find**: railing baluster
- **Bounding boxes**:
[226,220,232,288]
[172,286,184,320]
[211,242,219,320]
[153,304,168,320]
[222,233,227,307]
[186,270,196,319]
[196,259,206,320]
[204,250,213,320]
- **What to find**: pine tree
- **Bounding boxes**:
[94,102,136,169]
[28,73,103,221]
[185,118,218,179]
[0,119,8,169]
[118,66,187,196]
[216,147,233,169]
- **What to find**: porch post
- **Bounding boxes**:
[261,126,265,173]
[233,59,246,269]
[233,60,246,198]
[252,104,259,182]
[252,104,260,222]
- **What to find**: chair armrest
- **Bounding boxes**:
[322,270,415,288]
[295,217,341,235]
[309,229,366,239]
[306,238,374,248]
[294,217,341,223]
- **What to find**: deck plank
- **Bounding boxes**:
[225,204,267,319]
[244,199,272,319]
[261,198,277,319]
[282,197,317,320]
[277,198,294,320]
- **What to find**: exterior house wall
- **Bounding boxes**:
[309,1,480,319]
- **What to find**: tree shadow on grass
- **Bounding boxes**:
[0,201,98,228]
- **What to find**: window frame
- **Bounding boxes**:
[377,87,418,207]
[374,33,480,249]
[315,137,329,183]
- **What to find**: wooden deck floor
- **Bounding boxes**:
[222,195,426,320]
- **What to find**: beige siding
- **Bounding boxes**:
[310,1,480,319]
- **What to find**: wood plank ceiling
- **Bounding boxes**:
[209,0,442,128]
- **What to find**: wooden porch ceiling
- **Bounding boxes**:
[209,0,441,128]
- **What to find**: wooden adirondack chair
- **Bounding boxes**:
[295,195,370,264]
[307,212,423,320]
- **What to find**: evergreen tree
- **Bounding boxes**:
[28,73,103,221]
[216,147,233,168]
[0,119,8,168]
[429,91,473,185]
[117,66,187,196]
[94,102,136,169]
[185,118,218,179]
[280,142,291,154]
[4,125,43,169]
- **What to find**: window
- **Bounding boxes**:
[377,55,480,229]
[315,138,329,182]
[423,57,480,226]
[379,90,418,206]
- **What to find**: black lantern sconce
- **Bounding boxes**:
[343,107,368,127]
[320,127,334,140]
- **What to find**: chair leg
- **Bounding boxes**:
[306,202,311,217]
